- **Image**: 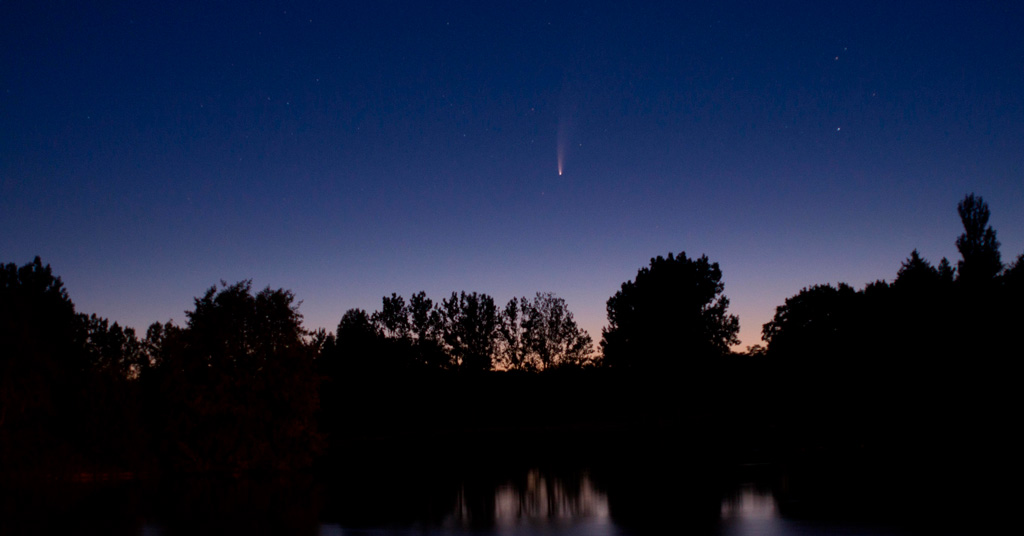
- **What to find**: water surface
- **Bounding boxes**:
[0,463,984,535]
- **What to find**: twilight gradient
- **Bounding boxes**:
[2,1,1022,350]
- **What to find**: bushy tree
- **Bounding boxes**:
[153,281,321,472]
[0,257,86,468]
[601,252,739,370]
[82,314,145,380]
[761,283,861,362]
[1,257,151,472]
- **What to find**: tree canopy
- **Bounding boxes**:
[153,280,321,473]
[601,252,739,370]
[0,258,85,467]
[6,192,1020,476]
[955,193,1002,286]
[499,293,594,371]
[762,193,1020,377]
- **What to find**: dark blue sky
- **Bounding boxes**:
[3,1,1023,349]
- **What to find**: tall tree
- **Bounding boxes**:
[601,252,739,370]
[521,292,594,370]
[955,193,1002,286]
[408,291,447,369]
[373,293,411,340]
[1,257,149,472]
[441,291,499,372]
[0,257,86,468]
[498,297,529,371]
[409,291,439,344]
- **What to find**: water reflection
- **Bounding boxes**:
[718,483,786,536]
[318,468,616,535]
[721,483,778,521]
[2,463,980,535]
[715,477,912,536]
[476,469,608,526]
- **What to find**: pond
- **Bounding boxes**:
[0,462,986,535]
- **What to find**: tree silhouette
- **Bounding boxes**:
[522,293,594,369]
[1004,254,1024,289]
[1001,254,1024,339]
[761,283,860,363]
[441,291,500,372]
[498,293,593,371]
[409,291,441,343]
[894,250,941,290]
[956,193,1002,286]
[601,252,739,370]
[337,308,379,343]
[82,314,145,380]
[373,293,411,340]
[407,291,447,369]
[152,280,321,472]
[0,257,86,469]
[320,308,380,375]
[498,297,529,371]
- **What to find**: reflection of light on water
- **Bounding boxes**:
[721,485,778,520]
[316,469,614,535]
[492,469,609,525]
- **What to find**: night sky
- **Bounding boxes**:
[3,1,1023,350]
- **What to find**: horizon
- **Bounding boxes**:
[3,1,1023,350]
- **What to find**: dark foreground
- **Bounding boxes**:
[3,365,1018,535]
[1,429,1014,536]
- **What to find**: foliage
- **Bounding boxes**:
[326,308,381,373]
[372,293,411,340]
[498,297,529,370]
[82,314,145,380]
[441,291,500,372]
[152,280,322,473]
[955,193,1002,286]
[0,257,86,469]
[499,293,593,370]
[762,194,1020,382]
[6,191,1020,476]
[601,252,739,369]
[761,283,860,361]
[409,291,442,344]
[0,257,152,473]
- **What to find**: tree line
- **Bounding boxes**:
[761,193,1022,367]
[2,193,1019,477]
[0,267,616,474]
[319,290,596,375]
